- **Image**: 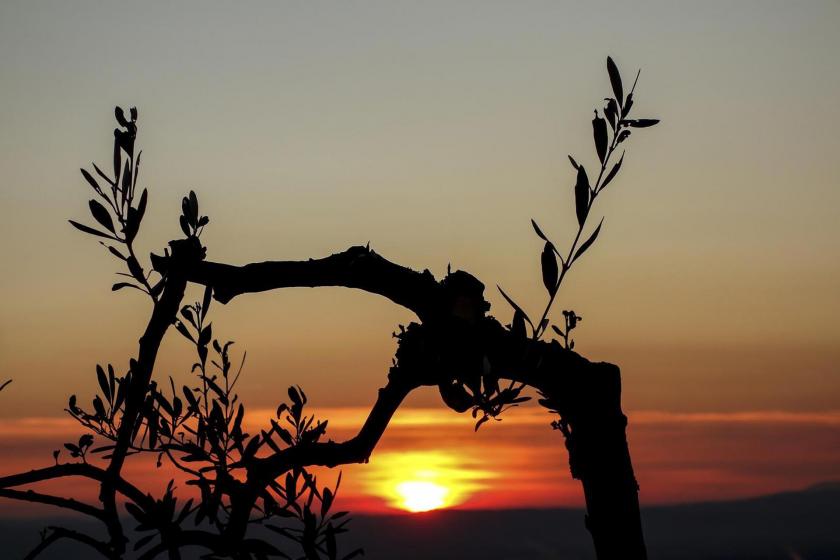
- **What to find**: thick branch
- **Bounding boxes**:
[185,246,442,321]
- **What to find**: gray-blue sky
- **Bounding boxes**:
[1,1,838,417]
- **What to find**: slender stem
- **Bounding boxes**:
[532,121,624,340]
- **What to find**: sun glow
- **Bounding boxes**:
[395,480,449,512]
[365,450,494,513]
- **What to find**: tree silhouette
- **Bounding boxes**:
[0,57,657,560]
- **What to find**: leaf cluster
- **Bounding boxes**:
[499,56,658,345]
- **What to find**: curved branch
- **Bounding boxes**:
[251,376,416,483]
[185,246,443,320]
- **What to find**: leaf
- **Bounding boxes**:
[121,161,132,206]
[574,165,590,227]
[617,130,631,144]
[600,151,624,191]
[96,365,110,401]
[201,285,212,320]
[592,112,608,164]
[321,487,334,517]
[80,169,102,194]
[115,106,129,127]
[179,215,191,237]
[113,131,122,182]
[288,386,303,407]
[92,163,114,186]
[88,199,114,233]
[540,242,558,296]
[567,155,579,170]
[108,246,127,260]
[531,219,548,242]
[198,324,212,347]
[607,56,623,107]
[243,435,261,460]
[181,306,197,328]
[627,118,659,128]
[573,219,604,263]
[112,282,143,293]
[69,220,114,240]
[135,188,148,224]
[497,286,533,327]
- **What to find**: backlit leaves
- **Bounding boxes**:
[607,56,623,107]
[541,242,558,296]
[574,165,590,227]
[592,112,608,164]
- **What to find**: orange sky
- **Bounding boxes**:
[2,405,838,516]
[1,0,840,517]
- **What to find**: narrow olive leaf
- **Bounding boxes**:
[92,163,114,186]
[88,199,114,233]
[600,151,625,191]
[112,282,144,292]
[96,365,110,401]
[108,246,127,260]
[574,165,590,227]
[121,160,132,204]
[497,286,534,327]
[592,112,608,164]
[531,219,548,242]
[567,155,579,170]
[201,285,212,320]
[113,132,121,182]
[189,191,199,225]
[136,188,148,222]
[540,242,558,296]
[115,106,129,127]
[80,169,102,194]
[573,218,604,263]
[607,56,623,107]
[179,215,191,237]
[628,118,659,128]
[69,220,116,240]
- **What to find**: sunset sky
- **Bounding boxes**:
[1,1,839,517]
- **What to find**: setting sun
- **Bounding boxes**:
[395,480,449,512]
[364,450,495,513]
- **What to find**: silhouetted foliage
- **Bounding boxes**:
[0,56,656,560]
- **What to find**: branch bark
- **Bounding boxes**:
[187,246,442,321]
